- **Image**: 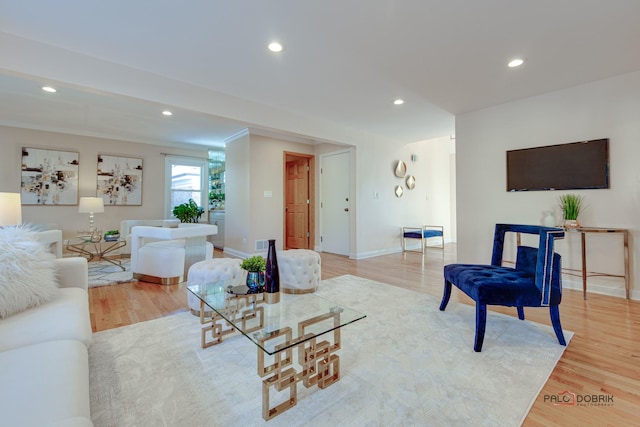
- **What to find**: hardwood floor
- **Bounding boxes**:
[88,246,640,426]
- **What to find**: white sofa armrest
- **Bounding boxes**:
[56,258,88,291]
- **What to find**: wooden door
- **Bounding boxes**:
[285,157,310,249]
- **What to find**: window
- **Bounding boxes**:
[164,156,207,218]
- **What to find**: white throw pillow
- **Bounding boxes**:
[0,225,60,318]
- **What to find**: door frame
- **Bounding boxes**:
[283,151,315,250]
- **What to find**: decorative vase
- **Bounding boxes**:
[90,229,102,243]
[543,211,556,227]
[264,239,280,304]
[564,219,580,229]
[246,271,264,290]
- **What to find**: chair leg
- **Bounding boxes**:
[474,303,487,352]
[517,306,525,320]
[549,305,566,346]
[439,280,452,311]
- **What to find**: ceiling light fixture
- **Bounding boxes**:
[42,86,57,93]
[268,42,283,53]
[162,110,173,116]
[393,99,404,105]
[508,58,525,68]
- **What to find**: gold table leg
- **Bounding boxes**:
[258,312,341,421]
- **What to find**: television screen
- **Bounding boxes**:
[506,139,609,191]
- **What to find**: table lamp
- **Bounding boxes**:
[78,197,104,232]
[0,192,22,226]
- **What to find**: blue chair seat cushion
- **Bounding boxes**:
[404,229,443,239]
[444,264,547,307]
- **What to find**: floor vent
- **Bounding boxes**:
[255,240,269,251]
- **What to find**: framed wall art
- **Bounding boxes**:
[21,147,79,205]
[97,154,143,205]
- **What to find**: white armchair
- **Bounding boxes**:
[131,223,217,284]
[119,219,181,256]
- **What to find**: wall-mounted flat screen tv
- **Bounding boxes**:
[506,138,609,191]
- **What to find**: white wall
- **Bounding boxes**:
[224,130,251,254]
[456,71,640,299]
[353,136,456,258]
[223,132,456,259]
[0,125,207,241]
[225,133,316,256]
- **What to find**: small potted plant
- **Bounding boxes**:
[240,255,266,289]
[172,199,205,223]
[558,194,584,228]
[104,229,120,241]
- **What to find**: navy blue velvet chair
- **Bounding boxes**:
[440,224,566,352]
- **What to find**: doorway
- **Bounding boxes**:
[283,152,315,249]
[320,150,351,256]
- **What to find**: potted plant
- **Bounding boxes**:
[240,255,266,289]
[104,229,120,241]
[558,194,584,228]
[172,199,205,223]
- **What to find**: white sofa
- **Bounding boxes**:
[0,257,93,427]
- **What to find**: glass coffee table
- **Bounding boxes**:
[66,237,126,270]
[187,282,366,421]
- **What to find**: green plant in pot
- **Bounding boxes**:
[241,255,266,290]
[104,229,120,241]
[558,194,584,228]
[172,199,205,223]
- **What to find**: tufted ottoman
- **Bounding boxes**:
[186,258,243,316]
[278,249,321,294]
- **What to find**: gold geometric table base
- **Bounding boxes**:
[199,298,342,421]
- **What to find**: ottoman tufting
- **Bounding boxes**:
[278,249,321,294]
[186,258,243,316]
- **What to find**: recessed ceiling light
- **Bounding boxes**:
[393,99,404,105]
[42,86,57,93]
[268,42,283,53]
[162,110,173,116]
[508,58,525,68]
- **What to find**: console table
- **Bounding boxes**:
[567,227,630,300]
[516,226,630,300]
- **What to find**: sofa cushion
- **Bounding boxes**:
[0,287,92,351]
[0,225,60,318]
[0,340,92,427]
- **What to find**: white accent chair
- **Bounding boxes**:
[119,219,181,257]
[35,229,63,258]
[131,223,217,285]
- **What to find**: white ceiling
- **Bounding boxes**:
[1,0,639,148]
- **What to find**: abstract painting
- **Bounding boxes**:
[21,147,79,205]
[97,155,143,205]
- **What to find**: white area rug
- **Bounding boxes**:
[89,275,572,426]
[88,259,132,288]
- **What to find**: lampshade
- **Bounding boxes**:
[0,192,23,226]
[78,197,104,213]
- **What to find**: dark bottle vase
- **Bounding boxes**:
[264,239,280,304]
